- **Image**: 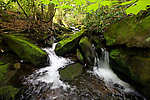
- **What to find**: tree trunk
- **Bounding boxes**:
[47,2,55,28]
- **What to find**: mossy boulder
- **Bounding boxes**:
[2,34,48,66]
[79,36,96,67]
[104,15,150,47]
[76,49,84,64]
[109,48,150,98]
[55,28,87,56]
[0,86,19,100]
[59,63,83,81]
[0,63,19,100]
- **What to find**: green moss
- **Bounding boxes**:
[59,63,83,81]
[110,49,120,59]
[79,36,95,66]
[0,64,9,83]
[55,28,86,56]
[76,49,84,64]
[0,62,5,65]
[0,86,19,100]
[104,15,150,47]
[0,63,19,100]
[79,36,90,45]
[2,34,47,66]
[104,34,115,46]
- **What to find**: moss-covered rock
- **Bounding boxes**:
[55,28,87,56]
[79,36,96,67]
[104,15,150,47]
[0,63,19,100]
[59,63,83,81]
[109,48,150,98]
[2,34,48,66]
[0,85,19,100]
[76,49,84,64]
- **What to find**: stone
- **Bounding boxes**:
[79,36,96,67]
[59,63,83,81]
[109,48,150,98]
[55,27,87,56]
[104,15,150,47]
[2,34,48,66]
[76,49,84,64]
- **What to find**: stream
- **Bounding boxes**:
[19,42,146,100]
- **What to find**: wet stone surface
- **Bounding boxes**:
[19,71,145,100]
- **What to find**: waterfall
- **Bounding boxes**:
[91,48,134,92]
[25,43,73,90]
[21,44,146,100]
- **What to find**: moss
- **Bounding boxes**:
[110,48,150,98]
[0,63,19,100]
[110,49,120,59]
[55,28,86,56]
[0,62,5,65]
[76,49,84,64]
[0,64,9,84]
[79,36,95,66]
[59,63,83,81]
[104,35,116,46]
[104,15,150,47]
[79,36,90,45]
[0,85,19,100]
[2,34,47,66]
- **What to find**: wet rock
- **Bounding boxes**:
[109,48,150,99]
[59,63,83,81]
[55,27,87,56]
[0,41,11,53]
[104,15,150,47]
[79,36,96,67]
[76,49,84,64]
[0,63,19,100]
[2,34,48,66]
[0,85,19,100]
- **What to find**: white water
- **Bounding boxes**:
[26,44,133,92]
[28,43,72,89]
[91,48,134,92]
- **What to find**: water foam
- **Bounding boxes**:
[91,48,133,92]
[28,43,72,89]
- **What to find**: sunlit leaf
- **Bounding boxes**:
[120,0,136,5]
[124,0,150,15]
[86,2,99,11]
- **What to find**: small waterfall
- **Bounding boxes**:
[91,48,133,92]
[24,43,73,90]
[20,44,146,100]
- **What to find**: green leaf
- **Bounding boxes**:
[120,0,136,5]
[41,0,50,4]
[50,0,59,5]
[86,2,99,11]
[74,0,86,6]
[125,0,150,15]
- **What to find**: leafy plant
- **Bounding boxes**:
[121,0,150,15]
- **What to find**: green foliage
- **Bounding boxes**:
[121,0,150,15]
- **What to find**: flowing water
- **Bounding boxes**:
[19,43,146,100]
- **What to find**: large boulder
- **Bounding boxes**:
[109,48,150,98]
[2,34,48,66]
[59,63,83,81]
[104,15,150,47]
[79,36,96,67]
[55,27,87,56]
